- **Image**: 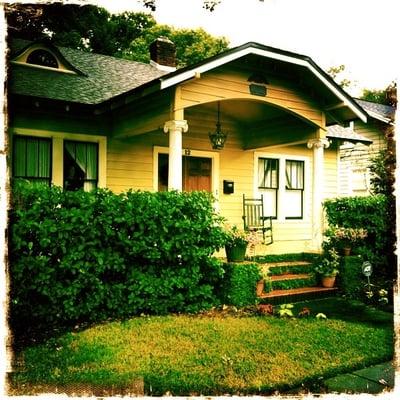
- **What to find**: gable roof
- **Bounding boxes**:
[9,39,168,105]
[8,39,368,124]
[355,99,395,124]
[155,41,368,123]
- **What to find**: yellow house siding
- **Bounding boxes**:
[107,132,168,193]
[323,146,339,199]
[178,68,324,127]
[112,90,172,137]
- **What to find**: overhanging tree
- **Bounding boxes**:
[6,3,229,67]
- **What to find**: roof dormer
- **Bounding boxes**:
[11,41,84,75]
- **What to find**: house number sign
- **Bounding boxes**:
[361,261,372,277]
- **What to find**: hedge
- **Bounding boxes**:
[9,182,226,334]
[218,262,261,307]
[323,195,392,277]
[337,256,365,300]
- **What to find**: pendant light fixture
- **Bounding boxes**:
[209,102,227,150]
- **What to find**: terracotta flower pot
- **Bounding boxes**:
[256,279,265,296]
[225,243,247,262]
[343,247,351,256]
[321,275,336,288]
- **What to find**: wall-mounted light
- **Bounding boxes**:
[209,102,227,150]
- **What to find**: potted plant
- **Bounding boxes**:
[223,224,249,262]
[223,225,251,262]
[315,248,340,288]
[326,227,368,255]
[256,265,272,296]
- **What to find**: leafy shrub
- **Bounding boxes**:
[219,262,261,307]
[323,195,392,278]
[337,256,364,300]
[9,182,226,335]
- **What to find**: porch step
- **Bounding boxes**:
[259,286,338,305]
[265,261,314,276]
[270,273,311,281]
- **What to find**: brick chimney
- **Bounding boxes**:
[149,37,176,72]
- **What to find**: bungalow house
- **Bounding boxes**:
[8,38,369,254]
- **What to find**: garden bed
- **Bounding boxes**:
[8,299,393,396]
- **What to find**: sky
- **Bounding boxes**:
[95,0,399,97]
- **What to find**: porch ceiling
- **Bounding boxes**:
[189,99,286,125]
[185,99,316,150]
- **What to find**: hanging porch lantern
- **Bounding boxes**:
[209,102,227,150]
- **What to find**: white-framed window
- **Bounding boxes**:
[153,146,220,197]
[64,140,99,191]
[255,152,309,221]
[11,129,106,190]
[351,167,369,193]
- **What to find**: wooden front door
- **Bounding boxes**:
[183,156,212,192]
[157,154,212,192]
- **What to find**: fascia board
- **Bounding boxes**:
[366,110,392,124]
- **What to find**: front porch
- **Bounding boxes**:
[107,43,367,254]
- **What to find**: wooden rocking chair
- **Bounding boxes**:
[242,194,273,245]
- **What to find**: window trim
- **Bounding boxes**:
[11,128,107,189]
[11,45,78,75]
[63,140,99,191]
[257,157,279,219]
[254,151,310,222]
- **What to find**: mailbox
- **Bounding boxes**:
[223,180,234,194]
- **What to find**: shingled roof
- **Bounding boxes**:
[9,39,168,105]
[326,124,372,144]
[355,99,395,124]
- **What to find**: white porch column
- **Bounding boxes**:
[307,138,330,251]
[163,120,188,191]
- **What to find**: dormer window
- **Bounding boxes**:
[26,49,59,68]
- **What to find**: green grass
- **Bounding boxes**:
[9,299,393,396]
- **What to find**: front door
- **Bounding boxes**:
[183,156,211,192]
[158,153,212,192]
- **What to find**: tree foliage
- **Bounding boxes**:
[121,24,228,67]
[326,64,351,89]
[360,82,397,106]
[6,3,229,67]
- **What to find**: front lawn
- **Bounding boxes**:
[9,299,393,396]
